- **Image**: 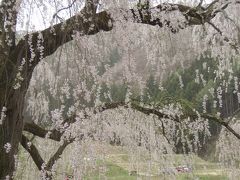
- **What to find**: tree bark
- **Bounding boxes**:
[0,49,35,179]
[0,91,25,179]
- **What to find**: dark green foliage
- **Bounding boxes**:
[142,54,240,118]
[137,1,150,10]
[98,48,120,76]
[143,74,159,102]
[110,83,127,102]
[141,54,240,157]
[99,83,127,103]
[164,55,217,103]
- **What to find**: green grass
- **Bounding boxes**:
[84,145,229,180]
[15,140,230,180]
[85,158,228,180]
[84,160,228,180]
[85,163,137,180]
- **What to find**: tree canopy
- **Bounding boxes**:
[1,0,240,179]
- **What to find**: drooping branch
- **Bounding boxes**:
[207,20,239,53]
[22,100,240,174]
[83,101,240,140]
[207,0,233,19]
[12,1,234,72]
[200,113,240,139]
[103,102,240,140]
[91,101,181,123]
[24,99,240,143]
[22,100,181,173]
[23,101,180,141]
[0,0,18,47]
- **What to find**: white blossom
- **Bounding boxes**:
[0,107,7,125]
[202,94,208,113]
[4,143,11,153]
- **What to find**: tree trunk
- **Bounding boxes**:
[0,89,25,179]
[0,50,30,179]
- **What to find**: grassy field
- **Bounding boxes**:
[82,144,228,180]
[85,161,228,180]
[15,140,229,180]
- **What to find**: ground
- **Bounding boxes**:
[15,137,229,180]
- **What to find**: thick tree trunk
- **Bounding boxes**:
[0,90,25,179]
[0,49,30,179]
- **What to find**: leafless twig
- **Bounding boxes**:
[52,0,77,21]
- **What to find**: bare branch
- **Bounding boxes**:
[207,21,239,53]
[21,135,45,170]
[197,0,204,8]
[52,0,77,21]
[24,122,62,141]
[200,114,240,139]
[222,10,240,32]
[21,134,76,177]
[207,21,222,34]
[46,139,74,171]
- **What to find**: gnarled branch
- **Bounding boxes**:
[23,101,181,141]
[12,1,232,72]
[24,100,240,142]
